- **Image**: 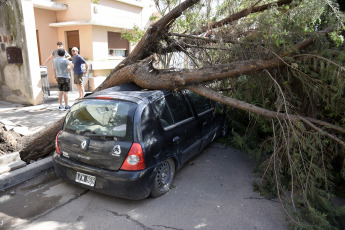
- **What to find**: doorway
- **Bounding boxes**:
[66,30,80,55]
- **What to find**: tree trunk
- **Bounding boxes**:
[20,119,64,162]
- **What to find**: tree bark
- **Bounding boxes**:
[20,119,64,162]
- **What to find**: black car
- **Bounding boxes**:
[53,84,227,200]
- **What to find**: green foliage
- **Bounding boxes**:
[121,25,144,45]
[149,15,159,21]
[152,0,345,228]
[330,31,345,46]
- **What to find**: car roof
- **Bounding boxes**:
[83,83,168,104]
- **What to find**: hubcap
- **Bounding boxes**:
[157,161,171,191]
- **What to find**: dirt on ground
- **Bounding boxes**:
[0,123,25,155]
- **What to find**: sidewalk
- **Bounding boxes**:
[0,90,79,134]
[0,89,80,190]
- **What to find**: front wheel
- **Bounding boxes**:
[151,158,175,198]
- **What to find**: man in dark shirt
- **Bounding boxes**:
[71,47,88,99]
[43,41,71,65]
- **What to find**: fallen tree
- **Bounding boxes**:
[21,0,345,228]
[21,0,344,158]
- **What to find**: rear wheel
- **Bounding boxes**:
[151,158,175,198]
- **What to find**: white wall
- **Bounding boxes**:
[0,0,43,105]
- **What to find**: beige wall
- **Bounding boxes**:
[55,0,91,22]
[34,8,59,84]
[92,1,142,28]
[92,26,110,61]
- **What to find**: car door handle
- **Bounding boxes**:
[173,136,180,144]
[203,121,208,126]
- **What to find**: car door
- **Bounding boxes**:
[152,92,201,164]
[185,90,217,150]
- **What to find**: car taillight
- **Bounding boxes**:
[55,130,63,154]
[120,143,145,171]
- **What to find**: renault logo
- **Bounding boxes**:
[81,140,90,150]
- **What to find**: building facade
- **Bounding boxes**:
[0,0,156,105]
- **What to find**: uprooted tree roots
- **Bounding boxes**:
[0,123,23,155]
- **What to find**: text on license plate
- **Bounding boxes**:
[75,172,96,187]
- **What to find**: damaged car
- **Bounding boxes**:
[53,84,227,200]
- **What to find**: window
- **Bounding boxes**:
[153,97,174,128]
[165,93,193,123]
[64,99,136,139]
[153,92,193,128]
[185,90,212,114]
[108,32,129,57]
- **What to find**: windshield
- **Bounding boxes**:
[64,99,137,139]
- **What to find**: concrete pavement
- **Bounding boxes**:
[0,89,80,190]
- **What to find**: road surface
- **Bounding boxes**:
[0,143,288,230]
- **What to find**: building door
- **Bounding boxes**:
[66,30,80,55]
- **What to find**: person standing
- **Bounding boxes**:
[43,41,71,79]
[71,47,88,99]
[53,49,74,110]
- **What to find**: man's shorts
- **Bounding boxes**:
[57,77,70,92]
[74,73,84,85]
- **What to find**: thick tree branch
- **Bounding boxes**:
[186,84,345,136]
[97,0,201,92]
[95,28,333,93]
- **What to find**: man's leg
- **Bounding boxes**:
[63,92,69,106]
[58,91,63,105]
[77,84,85,98]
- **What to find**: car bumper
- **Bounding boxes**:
[52,153,156,200]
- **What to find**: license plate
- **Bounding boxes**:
[75,172,96,187]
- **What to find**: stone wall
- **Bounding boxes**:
[0,0,43,105]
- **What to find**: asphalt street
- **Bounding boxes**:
[0,143,288,230]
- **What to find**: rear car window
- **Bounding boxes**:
[64,99,137,139]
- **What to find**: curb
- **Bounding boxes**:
[0,157,53,190]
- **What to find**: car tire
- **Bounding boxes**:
[151,158,175,198]
[221,121,228,137]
